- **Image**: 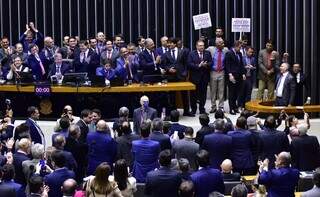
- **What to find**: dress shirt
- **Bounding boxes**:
[211,49,225,72]
[276,71,289,97]
[171,47,178,60]
[80,49,89,63]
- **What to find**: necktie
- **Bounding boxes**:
[172,49,176,60]
[216,50,222,72]
[36,54,46,75]
[199,52,203,61]
[107,51,112,59]
[80,52,85,63]
[56,65,61,74]
[126,62,133,79]
[150,51,157,70]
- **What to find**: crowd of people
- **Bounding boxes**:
[1,23,308,118]
[0,94,320,196]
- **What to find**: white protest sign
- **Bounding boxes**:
[193,13,212,30]
[231,18,251,32]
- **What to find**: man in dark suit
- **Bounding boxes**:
[172,127,199,170]
[0,164,26,197]
[139,38,162,75]
[149,118,172,151]
[132,122,160,183]
[155,36,169,56]
[191,150,225,197]
[100,40,119,67]
[76,109,92,144]
[13,138,31,186]
[259,115,290,169]
[27,44,47,81]
[258,152,299,197]
[116,121,140,170]
[133,95,157,134]
[64,124,88,183]
[86,120,117,175]
[290,123,320,171]
[275,62,296,106]
[168,110,187,138]
[58,37,80,59]
[44,150,75,197]
[195,114,214,146]
[73,40,100,79]
[291,63,308,106]
[25,106,45,146]
[47,53,71,78]
[225,41,246,114]
[227,116,255,175]
[220,159,241,181]
[246,116,263,168]
[202,119,232,169]
[40,36,59,69]
[145,150,182,197]
[161,38,193,116]
[187,40,212,115]
[52,135,77,171]
[19,22,44,52]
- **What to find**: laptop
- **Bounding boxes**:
[91,76,106,87]
[16,72,34,84]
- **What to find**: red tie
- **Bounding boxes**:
[217,50,222,72]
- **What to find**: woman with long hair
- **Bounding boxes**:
[110,159,137,197]
[85,162,123,197]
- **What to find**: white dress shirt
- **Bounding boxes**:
[276,71,289,97]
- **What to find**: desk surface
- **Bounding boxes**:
[245,100,320,113]
[0,82,195,93]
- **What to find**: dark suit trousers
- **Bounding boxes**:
[228,78,243,111]
[275,97,288,106]
[238,77,253,107]
[190,80,208,113]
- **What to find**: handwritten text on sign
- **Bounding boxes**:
[231,18,251,32]
[193,13,212,30]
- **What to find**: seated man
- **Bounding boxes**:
[6,56,30,81]
[47,53,71,79]
[220,159,241,182]
[96,59,118,81]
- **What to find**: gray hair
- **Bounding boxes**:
[297,123,308,136]
[214,119,225,131]
[152,118,163,131]
[68,124,81,137]
[31,143,45,159]
[144,38,154,47]
[119,107,129,117]
[231,184,248,197]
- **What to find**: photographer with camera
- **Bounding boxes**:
[54,105,80,132]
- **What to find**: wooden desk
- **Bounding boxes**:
[245,100,320,113]
[0,82,196,93]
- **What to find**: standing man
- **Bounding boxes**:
[139,38,162,75]
[19,22,44,52]
[291,63,308,106]
[257,39,281,100]
[225,41,246,114]
[207,38,228,113]
[156,36,169,56]
[100,40,119,67]
[275,63,296,106]
[187,40,212,115]
[25,106,45,146]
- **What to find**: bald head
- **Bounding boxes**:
[144,38,155,50]
[96,120,108,132]
[61,179,77,196]
[297,123,308,136]
[280,63,289,74]
[221,159,233,173]
[275,152,291,168]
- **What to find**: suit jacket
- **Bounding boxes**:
[292,71,308,106]
[22,159,40,182]
[73,49,100,77]
[13,151,30,185]
[132,139,160,183]
[187,50,212,84]
[115,56,139,82]
[222,172,241,182]
[133,107,157,134]
[0,183,16,197]
[257,49,280,80]
[116,133,140,169]
[258,167,299,197]
[27,53,47,81]
[61,150,78,171]
[202,132,233,169]
[172,138,199,170]
[290,134,320,171]
[161,48,189,80]
[227,129,255,170]
[76,119,89,144]
[259,128,290,168]
[195,125,214,146]
[149,131,172,151]
[100,49,119,67]
[191,167,225,197]
[40,46,59,68]
[275,72,296,106]
[95,67,117,80]
[44,168,75,197]
[224,49,246,79]
[19,32,44,52]
[86,130,117,175]
[47,63,71,78]
[301,186,320,197]
[155,47,168,56]
[138,49,161,75]
[25,118,45,145]
[0,181,25,197]
[169,122,187,139]
[145,167,182,197]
